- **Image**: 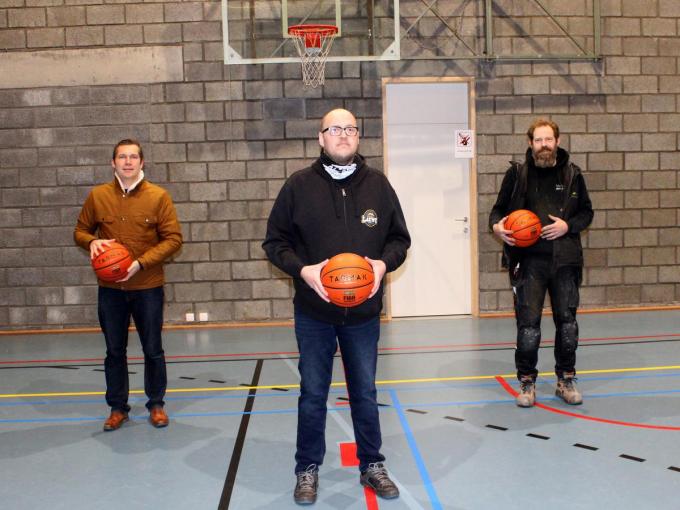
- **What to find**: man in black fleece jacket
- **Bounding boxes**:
[263,108,410,505]
[489,119,593,408]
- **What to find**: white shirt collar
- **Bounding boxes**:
[115,170,145,193]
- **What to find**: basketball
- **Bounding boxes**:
[320,253,375,308]
[505,209,542,248]
[91,242,133,282]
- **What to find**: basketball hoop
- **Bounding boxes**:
[288,24,338,88]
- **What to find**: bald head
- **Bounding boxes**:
[320,108,357,132]
[318,108,360,165]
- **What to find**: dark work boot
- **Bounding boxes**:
[360,462,399,499]
[294,464,318,505]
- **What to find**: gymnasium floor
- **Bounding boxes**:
[2,310,680,510]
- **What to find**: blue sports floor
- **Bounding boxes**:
[2,310,680,509]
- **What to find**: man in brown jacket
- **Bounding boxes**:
[74,139,182,431]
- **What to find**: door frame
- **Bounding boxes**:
[381,76,479,317]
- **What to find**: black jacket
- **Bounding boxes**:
[488,147,593,274]
[263,154,411,325]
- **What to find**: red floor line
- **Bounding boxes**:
[2,332,680,365]
[340,354,378,510]
[495,375,680,431]
[0,351,299,365]
[363,487,379,510]
[0,357,105,364]
[339,443,379,510]
[339,442,359,467]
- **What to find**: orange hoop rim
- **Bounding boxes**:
[288,24,338,37]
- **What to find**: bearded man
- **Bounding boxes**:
[489,119,594,408]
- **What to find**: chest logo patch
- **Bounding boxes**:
[361,209,378,228]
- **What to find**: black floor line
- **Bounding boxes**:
[485,424,508,431]
[217,359,263,510]
[573,443,598,451]
[442,412,665,469]
[336,396,390,407]
[619,454,645,462]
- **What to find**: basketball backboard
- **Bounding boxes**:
[221,0,400,64]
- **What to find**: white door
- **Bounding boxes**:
[384,79,477,317]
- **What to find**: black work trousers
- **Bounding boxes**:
[513,255,580,381]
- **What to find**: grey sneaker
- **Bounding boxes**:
[516,377,536,407]
[294,464,318,505]
[556,374,583,405]
[360,462,399,499]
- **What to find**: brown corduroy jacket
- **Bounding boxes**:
[74,178,182,290]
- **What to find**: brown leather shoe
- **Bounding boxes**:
[149,406,169,428]
[103,410,128,431]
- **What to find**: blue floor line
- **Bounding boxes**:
[396,388,680,409]
[543,371,680,382]
[399,398,515,408]
[0,406,355,424]
[4,384,680,413]
[4,384,680,424]
[0,391,302,407]
[3,366,680,404]
[0,416,104,424]
[570,388,680,399]
[389,389,442,510]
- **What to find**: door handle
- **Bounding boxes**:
[454,216,468,223]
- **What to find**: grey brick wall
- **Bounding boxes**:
[1,0,679,329]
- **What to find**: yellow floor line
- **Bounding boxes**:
[2,364,680,399]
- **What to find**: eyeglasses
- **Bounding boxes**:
[321,126,359,137]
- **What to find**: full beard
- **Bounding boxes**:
[533,147,557,168]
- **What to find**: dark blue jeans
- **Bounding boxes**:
[513,256,580,380]
[294,311,385,473]
[98,286,167,412]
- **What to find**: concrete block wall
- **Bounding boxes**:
[1,0,679,329]
[475,0,680,311]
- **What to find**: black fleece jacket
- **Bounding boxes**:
[262,154,411,325]
[488,147,593,273]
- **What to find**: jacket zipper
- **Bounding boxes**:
[341,188,349,321]
[561,164,576,215]
[341,188,348,227]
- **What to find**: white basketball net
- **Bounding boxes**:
[288,25,338,88]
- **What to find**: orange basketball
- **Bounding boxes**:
[321,253,375,308]
[91,242,133,282]
[505,209,542,248]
